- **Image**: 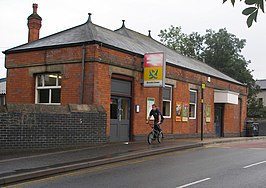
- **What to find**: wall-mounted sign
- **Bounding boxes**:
[175,101,182,122]
[182,103,189,122]
[146,97,155,120]
[143,52,165,87]
[206,104,211,123]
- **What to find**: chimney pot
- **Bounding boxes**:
[33,3,38,13]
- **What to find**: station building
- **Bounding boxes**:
[3,4,247,145]
[0,78,6,105]
[256,79,266,107]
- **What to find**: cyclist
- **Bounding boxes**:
[146,104,164,134]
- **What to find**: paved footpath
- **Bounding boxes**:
[0,136,265,186]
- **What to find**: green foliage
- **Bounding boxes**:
[159,26,204,61]
[223,0,265,27]
[159,26,262,117]
[247,93,266,117]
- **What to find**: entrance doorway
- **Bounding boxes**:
[110,97,131,142]
[214,104,224,137]
[110,78,132,142]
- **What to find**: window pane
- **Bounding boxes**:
[44,74,57,86]
[189,104,196,118]
[38,89,49,103]
[190,91,196,103]
[58,75,62,86]
[37,75,43,87]
[51,89,61,103]
[121,99,130,120]
[110,98,118,119]
[163,101,171,116]
[163,87,171,100]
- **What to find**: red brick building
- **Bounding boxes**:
[4,4,247,142]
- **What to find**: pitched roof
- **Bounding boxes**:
[256,79,266,90]
[4,16,243,85]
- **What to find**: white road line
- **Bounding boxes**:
[176,178,211,188]
[243,160,266,169]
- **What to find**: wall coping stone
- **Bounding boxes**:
[2,104,106,114]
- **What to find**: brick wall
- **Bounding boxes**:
[5,44,248,139]
[0,104,107,151]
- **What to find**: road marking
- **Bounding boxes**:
[4,148,198,188]
[243,160,266,169]
[3,155,166,188]
[204,145,231,149]
[176,178,211,188]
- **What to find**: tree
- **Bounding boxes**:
[159,26,204,61]
[159,26,262,117]
[223,0,265,27]
[247,95,266,117]
[203,29,251,84]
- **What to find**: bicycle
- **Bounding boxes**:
[147,123,163,144]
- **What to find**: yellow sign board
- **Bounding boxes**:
[143,52,165,87]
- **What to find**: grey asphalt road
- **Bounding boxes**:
[6,140,266,188]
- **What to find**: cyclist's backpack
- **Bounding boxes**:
[157,109,164,123]
[161,114,164,123]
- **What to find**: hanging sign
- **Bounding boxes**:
[143,52,165,87]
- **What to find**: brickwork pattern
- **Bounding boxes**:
[5,44,248,139]
[0,105,107,150]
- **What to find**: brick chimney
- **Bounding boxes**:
[27,3,42,42]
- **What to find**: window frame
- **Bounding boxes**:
[189,89,197,119]
[35,74,61,105]
[163,85,172,118]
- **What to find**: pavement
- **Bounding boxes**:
[0,136,266,186]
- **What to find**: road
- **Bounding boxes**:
[5,140,266,188]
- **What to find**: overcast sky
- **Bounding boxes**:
[0,0,265,80]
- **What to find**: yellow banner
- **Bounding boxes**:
[144,67,163,81]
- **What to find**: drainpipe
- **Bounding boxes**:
[80,45,86,104]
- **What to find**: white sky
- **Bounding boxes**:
[0,0,265,79]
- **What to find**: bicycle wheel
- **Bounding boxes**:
[147,132,153,144]
[157,132,163,143]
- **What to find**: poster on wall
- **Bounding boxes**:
[143,52,165,87]
[175,102,182,121]
[182,103,189,122]
[146,98,155,120]
[206,104,211,123]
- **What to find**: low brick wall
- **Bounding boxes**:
[0,104,107,151]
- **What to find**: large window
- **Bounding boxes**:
[189,90,197,119]
[163,85,172,118]
[36,74,61,104]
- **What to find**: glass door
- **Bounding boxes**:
[110,97,130,142]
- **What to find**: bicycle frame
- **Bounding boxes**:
[147,123,163,144]
[149,124,160,138]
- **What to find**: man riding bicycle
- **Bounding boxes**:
[146,104,164,134]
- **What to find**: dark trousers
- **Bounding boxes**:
[154,122,161,133]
